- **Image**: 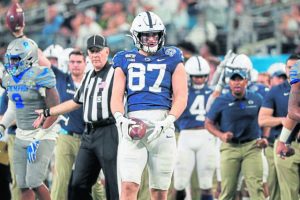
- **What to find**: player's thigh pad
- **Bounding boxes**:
[118,138,148,185]
[174,132,195,190]
[147,127,176,190]
[26,140,55,188]
[196,130,216,189]
[13,138,29,188]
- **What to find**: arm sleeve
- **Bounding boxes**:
[0,100,16,128]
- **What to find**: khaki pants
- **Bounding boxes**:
[51,134,105,200]
[7,135,21,200]
[275,140,300,200]
[220,140,265,200]
[265,145,280,200]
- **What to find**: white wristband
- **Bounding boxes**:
[113,112,123,119]
[166,115,176,123]
[279,127,292,143]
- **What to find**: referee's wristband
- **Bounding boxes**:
[43,108,51,118]
[279,127,292,143]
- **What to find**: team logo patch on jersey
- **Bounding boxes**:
[165,48,176,57]
[125,53,136,62]
[248,100,254,104]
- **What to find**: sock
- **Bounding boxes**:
[175,189,186,200]
[201,193,213,200]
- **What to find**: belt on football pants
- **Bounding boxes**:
[60,129,82,139]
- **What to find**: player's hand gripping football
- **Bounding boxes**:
[114,112,136,140]
[148,115,176,143]
[276,141,295,159]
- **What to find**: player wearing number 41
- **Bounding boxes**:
[0,37,60,200]
[111,11,188,200]
[174,56,216,200]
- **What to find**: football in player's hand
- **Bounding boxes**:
[6,2,25,32]
[129,118,147,140]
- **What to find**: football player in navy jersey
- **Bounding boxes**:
[174,56,215,200]
[111,11,188,200]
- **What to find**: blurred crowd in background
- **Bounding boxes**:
[0,0,300,63]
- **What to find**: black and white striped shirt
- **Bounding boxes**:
[73,62,114,123]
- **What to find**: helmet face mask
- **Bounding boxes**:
[130,11,165,54]
[5,38,38,76]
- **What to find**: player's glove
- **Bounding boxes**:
[114,112,136,140]
[0,124,6,139]
[148,115,176,143]
[27,140,40,163]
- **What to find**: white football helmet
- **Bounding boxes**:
[185,56,210,76]
[43,44,64,60]
[225,54,253,71]
[130,11,165,54]
[5,37,38,76]
[267,62,286,77]
[224,54,252,83]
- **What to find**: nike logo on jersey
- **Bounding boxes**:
[157,59,165,62]
[284,92,289,96]
[205,90,211,94]
[228,102,235,106]
[166,135,174,138]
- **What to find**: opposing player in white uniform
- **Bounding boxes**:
[0,38,59,200]
[111,11,188,200]
[174,56,216,200]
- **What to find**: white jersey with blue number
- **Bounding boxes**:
[177,85,212,131]
[112,47,184,112]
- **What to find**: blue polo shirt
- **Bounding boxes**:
[206,90,262,141]
[262,81,300,143]
[0,91,16,135]
[53,67,85,135]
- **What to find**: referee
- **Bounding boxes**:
[33,35,119,200]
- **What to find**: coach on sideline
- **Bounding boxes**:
[33,35,119,200]
[205,68,266,200]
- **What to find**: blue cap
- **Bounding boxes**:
[229,68,248,79]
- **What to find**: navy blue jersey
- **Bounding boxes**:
[247,82,270,98]
[262,81,300,143]
[206,91,262,141]
[112,47,184,112]
[0,91,16,134]
[53,68,85,134]
[177,85,212,131]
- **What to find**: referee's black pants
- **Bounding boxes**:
[69,123,119,200]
